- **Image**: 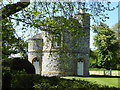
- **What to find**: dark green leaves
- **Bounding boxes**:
[92,22,119,69]
[2,18,27,59]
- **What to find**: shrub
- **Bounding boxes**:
[2,67,12,89]
[33,76,116,89]
[2,58,117,89]
[2,57,35,89]
[2,69,35,89]
[2,72,117,89]
[11,71,34,89]
[117,64,120,70]
[2,57,35,74]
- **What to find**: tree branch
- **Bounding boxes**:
[0,0,30,21]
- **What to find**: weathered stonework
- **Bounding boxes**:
[28,13,90,76]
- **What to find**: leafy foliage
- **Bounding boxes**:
[11,71,34,89]
[8,2,118,38]
[112,20,120,30]
[2,58,35,74]
[112,21,120,69]
[0,0,30,20]
[1,1,118,59]
[2,56,117,89]
[90,49,98,68]
[40,16,86,49]
[92,22,119,69]
[2,72,117,89]
[2,18,27,59]
[2,57,35,89]
[34,76,115,89]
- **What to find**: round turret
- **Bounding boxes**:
[28,34,43,74]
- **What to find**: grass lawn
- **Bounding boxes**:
[62,76,120,88]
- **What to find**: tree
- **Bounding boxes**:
[1,1,118,39]
[1,1,119,60]
[0,0,30,21]
[112,21,120,69]
[112,21,120,38]
[0,1,31,58]
[92,22,119,69]
[90,49,98,68]
[2,18,27,59]
[1,1,118,34]
[9,2,118,31]
[112,20,120,30]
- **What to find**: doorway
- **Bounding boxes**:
[77,61,84,75]
[32,57,40,74]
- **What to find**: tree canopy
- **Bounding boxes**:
[1,1,118,37]
[1,1,119,59]
[9,1,118,35]
[92,22,119,69]
[2,18,27,59]
[0,0,30,21]
[112,20,120,30]
[112,21,120,40]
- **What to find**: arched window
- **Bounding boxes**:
[32,57,40,74]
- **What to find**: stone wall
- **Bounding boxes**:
[28,13,90,76]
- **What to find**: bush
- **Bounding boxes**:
[2,58,117,89]
[11,71,34,89]
[2,69,35,89]
[2,57,35,74]
[2,57,35,89]
[33,76,116,89]
[2,67,12,89]
[2,72,117,89]
[116,64,120,70]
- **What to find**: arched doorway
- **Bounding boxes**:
[32,57,40,74]
[77,58,84,76]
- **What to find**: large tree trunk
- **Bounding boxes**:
[0,0,30,21]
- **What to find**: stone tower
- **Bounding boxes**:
[28,13,90,76]
[28,34,43,74]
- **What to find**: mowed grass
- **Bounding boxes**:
[62,76,120,88]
